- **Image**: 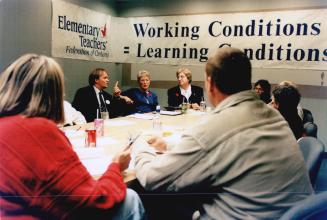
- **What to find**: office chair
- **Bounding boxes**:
[297,137,325,188]
[280,191,327,220]
[303,122,318,138]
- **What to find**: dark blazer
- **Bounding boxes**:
[167,85,204,107]
[72,86,124,122]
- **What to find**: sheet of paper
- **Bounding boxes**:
[74,147,106,159]
[69,138,86,148]
[80,157,112,176]
[128,113,155,120]
[187,109,207,116]
[64,129,84,138]
[104,120,136,126]
[160,110,182,116]
[69,136,119,148]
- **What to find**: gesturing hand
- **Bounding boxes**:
[121,95,134,104]
[113,81,121,97]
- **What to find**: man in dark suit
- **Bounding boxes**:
[167,68,204,109]
[72,68,126,122]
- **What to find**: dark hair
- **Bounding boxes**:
[206,47,252,94]
[254,79,271,103]
[302,108,314,124]
[88,68,107,86]
[0,54,64,123]
[272,85,301,112]
[272,85,303,139]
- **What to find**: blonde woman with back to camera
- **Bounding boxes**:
[0,54,145,220]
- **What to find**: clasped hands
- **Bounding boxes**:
[146,136,167,153]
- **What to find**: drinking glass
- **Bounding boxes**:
[101,111,109,120]
[85,129,96,147]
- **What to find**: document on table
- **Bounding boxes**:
[104,120,136,126]
[128,113,155,120]
[74,147,112,176]
[81,157,113,176]
[64,129,84,138]
[74,147,106,159]
[69,136,119,148]
[160,110,182,116]
[74,147,135,176]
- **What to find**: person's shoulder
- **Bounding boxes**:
[28,117,58,130]
[168,86,179,93]
[191,85,203,92]
[64,100,72,108]
[129,88,139,92]
[0,116,57,133]
[76,86,92,94]
[149,90,157,97]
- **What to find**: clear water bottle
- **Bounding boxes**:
[181,97,188,114]
[200,97,206,112]
[153,105,162,131]
[156,105,161,114]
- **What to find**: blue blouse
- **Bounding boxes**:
[122,88,158,113]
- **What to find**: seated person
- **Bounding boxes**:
[253,79,271,104]
[61,100,86,126]
[167,68,204,109]
[132,47,313,220]
[121,70,158,114]
[270,84,304,140]
[0,54,145,219]
[72,68,128,122]
[279,80,304,120]
[302,108,314,124]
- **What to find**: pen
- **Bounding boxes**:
[126,133,141,149]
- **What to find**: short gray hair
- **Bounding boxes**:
[137,70,150,82]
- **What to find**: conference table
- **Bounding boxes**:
[62,110,208,182]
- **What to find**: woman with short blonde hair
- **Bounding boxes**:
[121,70,158,114]
[137,70,151,82]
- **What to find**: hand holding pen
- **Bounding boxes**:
[112,133,141,171]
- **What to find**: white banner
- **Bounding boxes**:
[52,1,327,70]
[52,0,111,62]
[112,9,327,70]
